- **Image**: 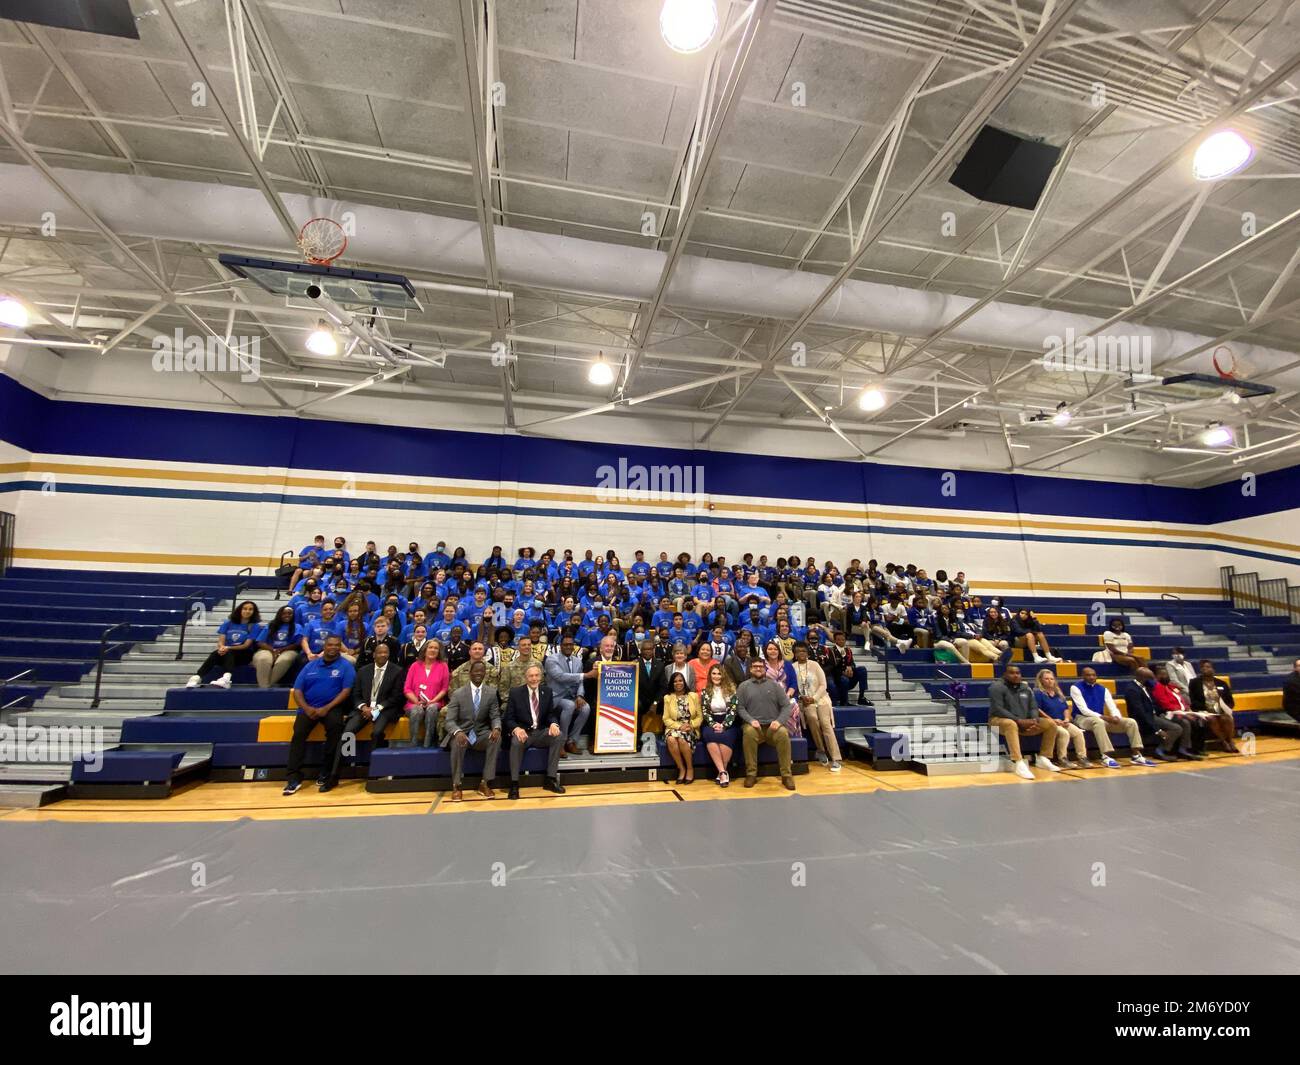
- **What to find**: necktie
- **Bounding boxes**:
[530,688,539,728]
[372,665,384,706]
[473,686,481,712]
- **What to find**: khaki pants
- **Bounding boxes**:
[252,648,298,687]
[800,696,841,762]
[1073,713,1142,755]
[742,722,793,777]
[991,716,1059,762]
[1054,720,1088,760]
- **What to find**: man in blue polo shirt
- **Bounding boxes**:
[284,635,357,795]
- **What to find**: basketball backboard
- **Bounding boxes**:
[217,253,420,312]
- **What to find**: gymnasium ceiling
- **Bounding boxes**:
[1,0,1299,485]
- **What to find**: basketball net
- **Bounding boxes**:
[297,218,347,266]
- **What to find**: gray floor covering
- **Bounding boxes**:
[2,760,1298,973]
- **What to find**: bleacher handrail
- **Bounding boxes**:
[935,667,962,726]
[234,567,254,602]
[1160,592,1185,637]
[0,667,33,712]
[275,550,295,600]
[1103,578,1126,618]
[0,511,14,579]
[866,628,890,700]
[90,621,132,710]
[175,590,209,662]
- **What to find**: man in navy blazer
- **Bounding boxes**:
[503,662,565,798]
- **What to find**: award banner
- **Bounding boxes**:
[594,662,639,754]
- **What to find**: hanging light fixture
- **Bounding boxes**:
[588,351,615,386]
[1051,402,1072,427]
[857,386,886,412]
[0,296,29,329]
[1192,130,1254,181]
[1200,423,1234,447]
[660,0,719,54]
[305,320,339,356]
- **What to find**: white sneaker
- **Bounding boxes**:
[185,675,201,688]
[897,639,912,653]
[211,673,233,689]
[1035,754,1061,773]
[1013,759,1034,780]
[1045,654,1062,663]
[829,761,842,773]
[1033,654,1048,664]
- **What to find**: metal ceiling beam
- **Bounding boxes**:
[620,0,778,394]
[769,0,1087,362]
[453,0,514,428]
[774,369,869,459]
[157,0,300,243]
[883,46,1300,380]
[518,367,755,431]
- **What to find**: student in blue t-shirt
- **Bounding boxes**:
[301,601,343,661]
[188,601,265,689]
[293,587,327,629]
[283,635,357,795]
[254,605,300,688]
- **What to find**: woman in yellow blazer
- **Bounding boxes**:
[662,670,703,785]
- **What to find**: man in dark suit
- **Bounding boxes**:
[1118,667,1191,761]
[443,659,502,801]
[336,640,405,779]
[503,661,564,799]
[633,637,667,733]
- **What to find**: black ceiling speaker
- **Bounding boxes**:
[0,0,140,39]
[949,125,1063,211]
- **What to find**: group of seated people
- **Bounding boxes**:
[987,657,1242,780]
[183,535,1250,791]
[278,631,811,802]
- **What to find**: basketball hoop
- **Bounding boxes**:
[1212,345,1238,380]
[297,218,347,265]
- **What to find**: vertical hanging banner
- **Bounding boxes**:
[594,662,639,754]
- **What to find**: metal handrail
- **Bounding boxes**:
[90,622,132,709]
[1224,621,1255,656]
[2,695,33,712]
[276,550,296,599]
[0,668,33,714]
[234,566,253,601]
[1103,578,1125,619]
[866,628,891,700]
[1160,592,1185,637]
[175,590,208,661]
[934,667,963,726]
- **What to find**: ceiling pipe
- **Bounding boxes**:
[2,164,1297,392]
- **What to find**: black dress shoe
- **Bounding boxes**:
[317,778,336,793]
[856,696,870,705]
[543,777,565,794]
[508,784,520,800]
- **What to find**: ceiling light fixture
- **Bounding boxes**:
[660,0,719,54]
[1192,129,1254,181]
[1200,423,1234,447]
[1051,401,1072,427]
[588,352,616,386]
[0,297,29,329]
[857,386,886,412]
[305,321,339,356]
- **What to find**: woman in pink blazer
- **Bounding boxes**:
[404,639,449,747]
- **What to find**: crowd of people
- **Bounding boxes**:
[182,536,1274,797]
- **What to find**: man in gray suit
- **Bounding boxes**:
[443,659,502,801]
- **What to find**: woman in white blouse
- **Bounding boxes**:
[792,641,842,771]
